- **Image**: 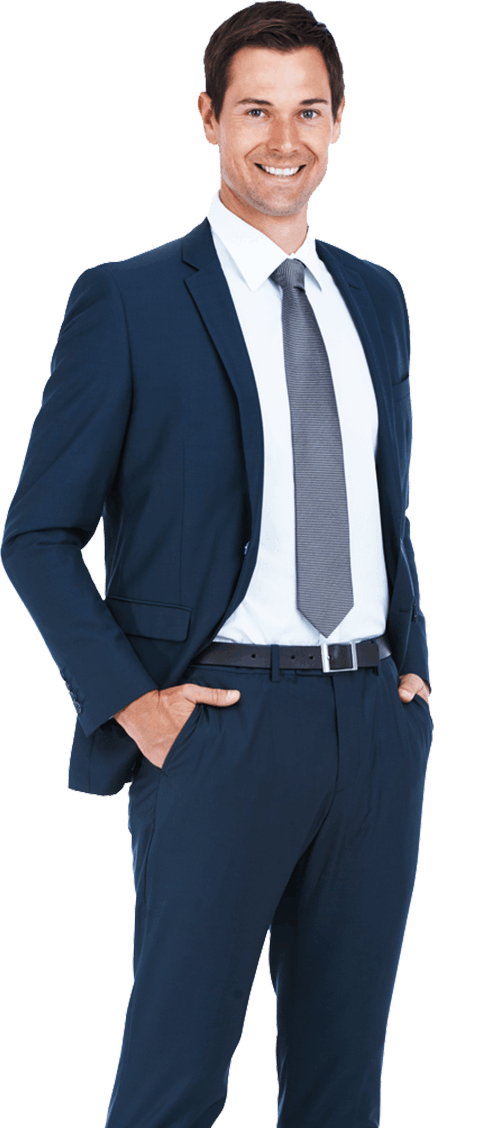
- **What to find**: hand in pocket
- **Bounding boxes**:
[114,683,241,769]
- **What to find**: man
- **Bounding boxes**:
[1,2,433,1125]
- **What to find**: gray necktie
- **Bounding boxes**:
[270,258,354,636]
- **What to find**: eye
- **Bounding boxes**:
[245,107,320,120]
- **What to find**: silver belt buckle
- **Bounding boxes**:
[320,640,358,673]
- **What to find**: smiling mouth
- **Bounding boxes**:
[255,164,306,177]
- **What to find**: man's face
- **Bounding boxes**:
[199,45,344,219]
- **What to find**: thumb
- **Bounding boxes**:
[398,673,422,702]
[190,686,241,707]
[398,684,413,701]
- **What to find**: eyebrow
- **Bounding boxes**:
[235,97,329,106]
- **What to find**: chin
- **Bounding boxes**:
[246,188,311,217]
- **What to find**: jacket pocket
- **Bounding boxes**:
[105,596,192,641]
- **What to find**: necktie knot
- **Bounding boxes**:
[270,258,306,292]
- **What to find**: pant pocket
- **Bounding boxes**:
[128,757,162,901]
[158,701,204,774]
[409,691,434,732]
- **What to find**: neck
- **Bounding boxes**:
[218,181,309,255]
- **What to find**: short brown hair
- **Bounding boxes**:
[204,2,344,122]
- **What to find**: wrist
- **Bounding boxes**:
[114,688,159,728]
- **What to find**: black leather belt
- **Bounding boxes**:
[192,634,391,673]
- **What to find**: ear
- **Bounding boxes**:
[198,92,219,145]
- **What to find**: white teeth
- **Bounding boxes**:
[260,165,301,177]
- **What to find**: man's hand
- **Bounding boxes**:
[114,684,241,770]
[398,673,430,705]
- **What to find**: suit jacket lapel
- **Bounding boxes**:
[315,240,403,585]
[182,219,265,553]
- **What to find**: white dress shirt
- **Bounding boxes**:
[208,190,389,646]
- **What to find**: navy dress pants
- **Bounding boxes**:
[104,653,433,1128]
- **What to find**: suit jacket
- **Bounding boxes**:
[1,218,430,795]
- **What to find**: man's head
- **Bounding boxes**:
[203,2,344,126]
[198,2,345,226]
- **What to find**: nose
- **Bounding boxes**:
[266,114,300,156]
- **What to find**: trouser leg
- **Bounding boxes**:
[104,663,340,1128]
[269,656,433,1128]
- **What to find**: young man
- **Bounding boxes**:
[2,3,433,1125]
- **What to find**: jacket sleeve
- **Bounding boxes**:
[374,259,431,690]
[399,517,431,689]
[1,265,159,735]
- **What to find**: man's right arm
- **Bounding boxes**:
[1,265,159,736]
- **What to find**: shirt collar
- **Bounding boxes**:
[207,189,324,293]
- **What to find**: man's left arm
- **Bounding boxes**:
[398,516,431,704]
[381,267,431,707]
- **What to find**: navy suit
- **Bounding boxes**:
[2,219,433,1127]
[2,218,428,795]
